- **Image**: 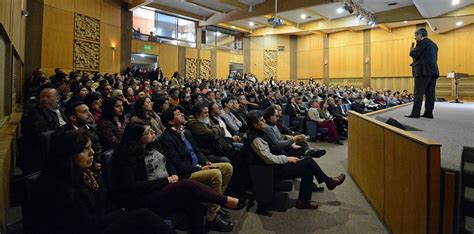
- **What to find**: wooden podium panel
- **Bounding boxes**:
[348,110,441,234]
[384,130,428,234]
[348,113,385,215]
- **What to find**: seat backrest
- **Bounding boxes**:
[306,121,318,139]
[101,149,115,188]
[38,130,55,163]
[248,165,275,205]
[281,115,290,128]
[22,171,41,234]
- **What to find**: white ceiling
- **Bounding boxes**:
[191,0,236,13]
[277,9,321,24]
[427,15,474,33]
[358,0,414,13]
[413,0,474,18]
[308,2,352,20]
[153,0,215,17]
[228,16,269,29]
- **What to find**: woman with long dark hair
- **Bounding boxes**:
[130,97,165,136]
[28,130,173,234]
[110,123,241,234]
[97,97,128,150]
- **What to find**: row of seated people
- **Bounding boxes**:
[20,88,346,233]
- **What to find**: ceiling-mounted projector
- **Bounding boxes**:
[268,17,284,27]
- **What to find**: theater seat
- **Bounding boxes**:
[306,120,328,140]
[21,171,41,234]
[100,149,114,189]
[248,164,293,216]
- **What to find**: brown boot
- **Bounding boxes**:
[326,174,346,190]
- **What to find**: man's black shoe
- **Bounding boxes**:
[207,216,234,232]
[421,114,433,119]
[218,209,231,219]
[405,115,420,119]
[304,149,326,158]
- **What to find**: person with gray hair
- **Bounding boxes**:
[405,28,439,119]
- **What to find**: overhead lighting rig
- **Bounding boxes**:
[341,1,376,27]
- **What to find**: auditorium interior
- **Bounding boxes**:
[1,0,474,233]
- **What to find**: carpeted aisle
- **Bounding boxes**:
[218,141,389,234]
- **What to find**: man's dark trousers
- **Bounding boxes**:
[411,76,437,116]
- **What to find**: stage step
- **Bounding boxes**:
[464,187,474,217]
[465,162,474,176]
[465,187,474,203]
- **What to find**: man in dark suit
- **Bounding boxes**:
[406,28,439,119]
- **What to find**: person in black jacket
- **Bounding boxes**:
[327,97,347,137]
[406,28,439,119]
[28,129,173,234]
[111,123,241,234]
[244,110,345,212]
[159,107,236,232]
[20,87,67,173]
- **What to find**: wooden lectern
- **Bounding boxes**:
[447,72,468,103]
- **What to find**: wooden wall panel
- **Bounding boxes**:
[278,51,290,80]
[348,114,385,215]
[159,44,178,77]
[185,47,197,59]
[200,49,211,60]
[11,0,24,58]
[297,34,324,79]
[371,26,414,77]
[371,77,415,93]
[100,22,120,73]
[429,29,455,76]
[0,0,13,38]
[384,130,427,234]
[131,40,160,55]
[74,0,101,19]
[42,5,74,70]
[216,51,230,79]
[44,0,74,12]
[250,50,263,79]
[100,0,121,27]
[230,53,243,64]
[329,31,363,78]
[453,24,474,75]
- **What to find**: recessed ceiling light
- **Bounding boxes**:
[452,0,460,6]
[231,26,236,29]
[456,21,463,26]
[249,21,255,26]
[301,14,307,19]
[337,8,344,14]
[403,21,408,23]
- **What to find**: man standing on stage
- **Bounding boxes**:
[405,28,439,119]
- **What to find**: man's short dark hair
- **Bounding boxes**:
[161,106,178,128]
[263,106,277,120]
[65,101,84,118]
[221,97,232,107]
[246,110,263,130]
[415,28,428,37]
[191,102,208,116]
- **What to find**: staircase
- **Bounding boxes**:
[461,147,474,233]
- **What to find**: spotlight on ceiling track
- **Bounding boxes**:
[337,7,344,14]
[452,0,460,6]
[456,21,463,26]
[343,3,353,14]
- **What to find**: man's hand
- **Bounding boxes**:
[168,175,179,183]
[287,156,302,164]
[232,135,241,142]
[292,135,305,143]
[95,163,101,171]
[202,164,217,170]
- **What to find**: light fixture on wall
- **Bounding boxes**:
[324,59,328,65]
[21,10,28,17]
[364,57,370,64]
